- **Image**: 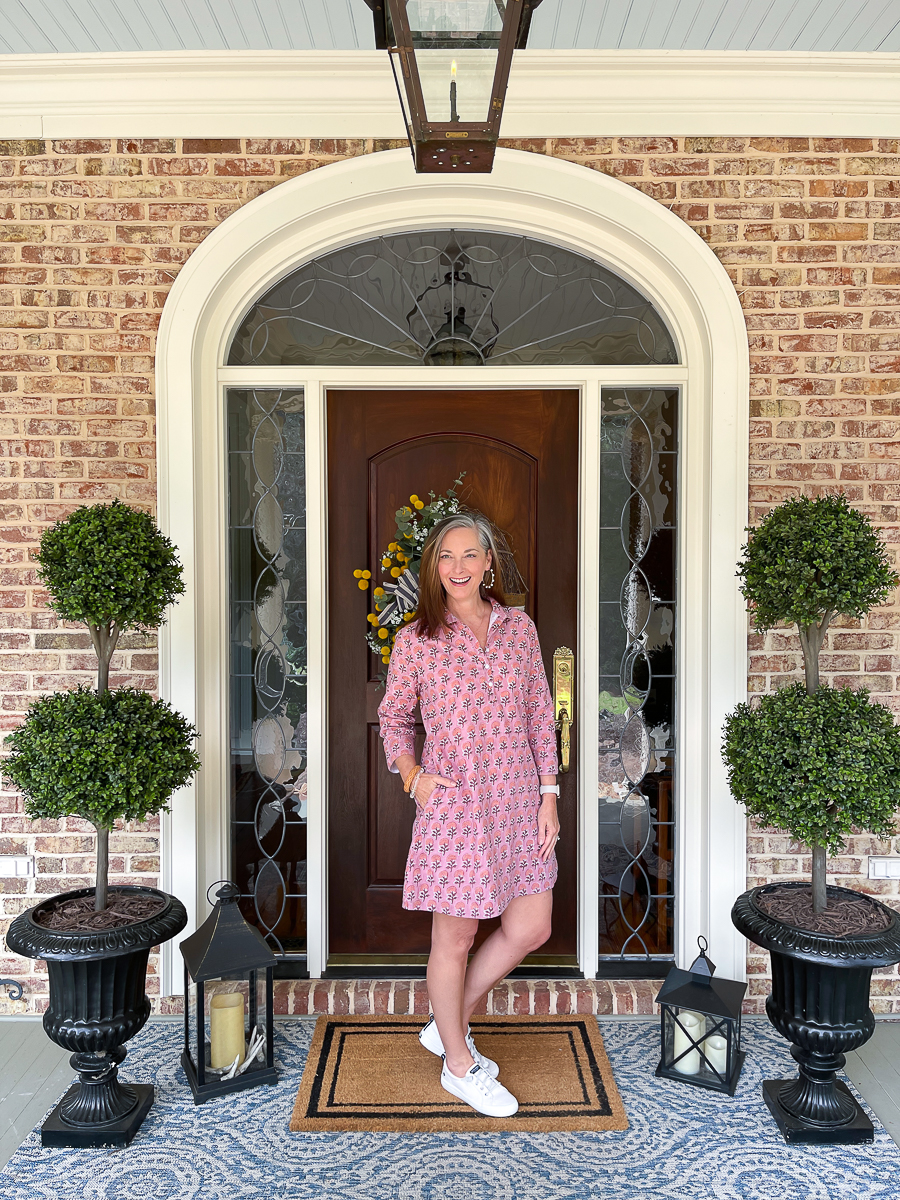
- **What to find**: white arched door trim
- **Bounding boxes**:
[156,147,748,993]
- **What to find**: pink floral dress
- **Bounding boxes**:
[378,599,559,920]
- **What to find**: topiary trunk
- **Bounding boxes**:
[94,825,110,912]
[89,621,119,911]
[811,843,827,914]
[800,615,834,914]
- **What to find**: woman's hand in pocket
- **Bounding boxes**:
[413,772,458,808]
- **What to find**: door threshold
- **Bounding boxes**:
[325,954,583,980]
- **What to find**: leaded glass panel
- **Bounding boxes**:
[227,230,678,368]
[228,389,308,961]
[598,388,678,970]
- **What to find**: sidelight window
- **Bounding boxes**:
[598,389,678,974]
[227,389,308,957]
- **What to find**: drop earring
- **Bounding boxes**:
[484,568,496,589]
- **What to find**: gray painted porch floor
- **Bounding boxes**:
[0,1015,898,1169]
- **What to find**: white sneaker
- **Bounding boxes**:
[441,1061,519,1117]
[418,1016,499,1078]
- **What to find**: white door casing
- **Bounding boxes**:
[155,147,749,994]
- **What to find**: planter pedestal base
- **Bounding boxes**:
[41,1083,154,1149]
[762,1079,873,1145]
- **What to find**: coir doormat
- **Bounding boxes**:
[290,1014,629,1132]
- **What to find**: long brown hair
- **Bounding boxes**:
[414,510,506,639]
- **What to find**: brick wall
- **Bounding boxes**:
[0,135,898,1014]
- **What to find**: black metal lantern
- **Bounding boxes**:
[180,881,278,1104]
[381,0,542,173]
[655,937,747,1096]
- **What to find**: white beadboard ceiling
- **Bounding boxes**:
[0,0,897,55]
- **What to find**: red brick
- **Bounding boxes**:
[214,159,276,177]
[182,139,242,154]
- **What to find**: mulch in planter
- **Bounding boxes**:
[34,889,166,932]
[757,885,893,937]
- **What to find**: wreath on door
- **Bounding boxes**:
[354,474,466,670]
[354,473,528,674]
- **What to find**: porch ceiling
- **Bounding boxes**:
[0,0,897,56]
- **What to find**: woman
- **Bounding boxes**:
[378,510,560,1118]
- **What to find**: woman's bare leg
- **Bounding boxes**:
[427,913,479,1077]
[461,891,553,1024]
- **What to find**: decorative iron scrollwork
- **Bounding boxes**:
[228,230,679,369]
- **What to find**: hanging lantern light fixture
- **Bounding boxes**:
[376,1,543,173]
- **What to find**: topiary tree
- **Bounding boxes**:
[722,493,900,913]
[3,501,198,911]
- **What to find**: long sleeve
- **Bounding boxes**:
[523,619,559,775]
[377,627,419,772]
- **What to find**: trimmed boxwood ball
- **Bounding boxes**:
[36,498,184,630]
[36,499,185,695]
[736,492,897,694]
[722,683,900,857]
[3,687,200,830]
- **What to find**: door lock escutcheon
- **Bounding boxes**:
[552,646,574,773]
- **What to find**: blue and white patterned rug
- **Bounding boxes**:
[2,1018,898,1200]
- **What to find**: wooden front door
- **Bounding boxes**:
[327,389,579,967]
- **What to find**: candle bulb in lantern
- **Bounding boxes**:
[702,1034,728,1076]
[210,992,246,1070]
[672,1010,703,1075]
[450,59,458,122]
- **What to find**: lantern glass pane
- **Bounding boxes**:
[404,1,502,123]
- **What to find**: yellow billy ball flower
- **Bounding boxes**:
[353,569,362,578]
[368,613,377,624]
[409,494,419,503]
[404,612,415,622]
[362,570,372,579]
[414,500,424,509]
[357,579,368,590]
[374,587,385,597]
[378,627,389,639]
[382,557,391,568]
[390,566,402,577]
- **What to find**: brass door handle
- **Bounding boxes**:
[557,705,571,773]
[553,647,574,774]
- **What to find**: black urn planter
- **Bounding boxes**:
[6,885,187,1148]
[732,881,900,1145]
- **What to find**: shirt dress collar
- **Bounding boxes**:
[442,597,510,641]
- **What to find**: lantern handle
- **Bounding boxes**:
[206,879,239,906]
[697,935,709,954]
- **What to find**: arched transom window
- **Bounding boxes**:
[228,229,679,368]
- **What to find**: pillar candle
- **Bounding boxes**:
[210,992,246,1070]
[671,1011,703,1075]
[702,1033,728,1076]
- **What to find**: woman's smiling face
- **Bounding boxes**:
[437,525,492,606]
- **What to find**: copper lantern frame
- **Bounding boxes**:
[383,0,537,173]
